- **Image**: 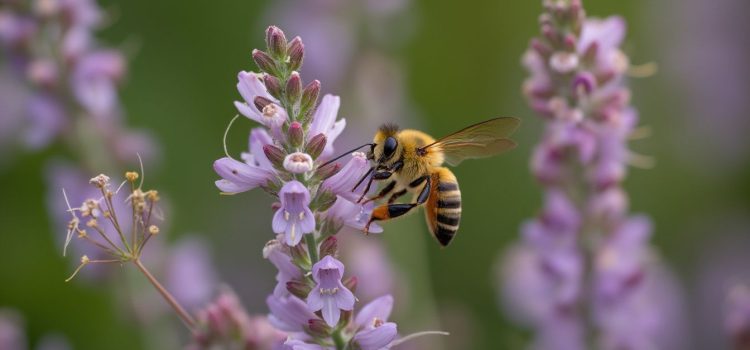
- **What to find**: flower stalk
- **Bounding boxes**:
[214,25,445,349]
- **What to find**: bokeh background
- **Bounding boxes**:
[1,0,749,349]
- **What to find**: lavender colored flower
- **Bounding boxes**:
[320,151,369,203]
[71,50,125,118]
[191,289,286,350]
[164,237,218,309]
[307,94,345,159]
[272,181,315,246]
[307,255,355,327]
[267,294,317,333]
[264,239,303,297]
[0,310,25,350]
[498,2,685,349]
[284,152,314,173]
[213,157,275,194]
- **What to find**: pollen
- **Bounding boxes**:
[81,255,90,264]
[125,171,139,182]
[262,104,278,118]
[319,287,339,295]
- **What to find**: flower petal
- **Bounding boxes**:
[321,296,340,327]
[353,322,398,350]
[355,295,394,328]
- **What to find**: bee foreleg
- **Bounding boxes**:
[361,180,396,204]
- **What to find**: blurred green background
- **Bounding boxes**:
[1,0,749,349]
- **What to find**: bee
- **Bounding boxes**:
[351,117,520,247]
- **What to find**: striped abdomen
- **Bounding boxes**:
[424,167,461,247]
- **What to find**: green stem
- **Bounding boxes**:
[306,234,319,265]
[133,259,197,332]
[332,330,346,350]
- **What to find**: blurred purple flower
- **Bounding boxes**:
[165,237,218,310]
[272,181,315,246]
[0,310,25,350]
[24,93,67,149]
[307,255,355,327]
[71,50,124,118]
[500,2,685,349]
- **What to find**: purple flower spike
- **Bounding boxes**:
[213,157,274,194]
[307,255,355,327]
[353,322,398,350]
[272,181,315,246]
[307,94,345,159]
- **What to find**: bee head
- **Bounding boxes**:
[373,123,401,164]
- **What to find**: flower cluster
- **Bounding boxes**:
[0,0,155,163]
[189,288,286,350]
[214,26,440,350]
[500,1,679,349]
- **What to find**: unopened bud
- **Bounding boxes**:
[287,280,312,299]
[343,276,358,294]
[263,74,282,99]
[125,171,139,182]
[286,71,302,104]
[311,189,337,212]
[307,318,332,338]
[288,122,304,148]
[572,72,596,96]
[148,225,160,235]
[263,144,286,170]
[305,133,327,159]
[252,49,277,74]
[254,96,274,112]
[312,162,340,182]
[287,36,304,71]
[319,236,338,258]
[289,243,311,269]
[265,26,287,59]
[338,310,352,328]
[81,255,90,264]
[300,80,321,113]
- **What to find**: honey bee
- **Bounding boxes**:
[352,117,520,247]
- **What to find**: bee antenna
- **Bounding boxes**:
[317,143,374,169]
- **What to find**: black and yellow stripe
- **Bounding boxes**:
[434,180,461,246]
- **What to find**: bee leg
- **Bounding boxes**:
[357,170,392,203]
[361,181,396,205]
[365,177,431,233]
[388,189,408,203]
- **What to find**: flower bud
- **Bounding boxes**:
[572,71,596,96]
[263,144,286,169]
[319,236,338,258]
[283,152,314,174]
[300,80,321,113]
[311,162,340,183]
[265,26,287,59]
[263,74,282,99]
[310,189,337,212]
[288,36,304,71]
[289,243,310,269]
[307,319,332,338]
[252,49,277,74]
[305,133,327,159]
[343,276,358,294]
[287,121,304,148]
[253,96,273,111]
[286,280,312,299]
[286,71,302,104]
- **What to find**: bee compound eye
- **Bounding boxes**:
[383,137,398,158]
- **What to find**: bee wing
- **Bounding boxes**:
[420,117,521,166]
